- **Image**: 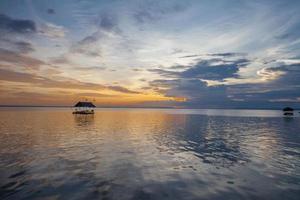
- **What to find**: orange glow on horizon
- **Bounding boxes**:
[0,81,186,106]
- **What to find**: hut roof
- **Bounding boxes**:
[74,101,96,108]
[283,107,294,111]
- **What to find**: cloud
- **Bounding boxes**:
[50,56,70,64]
[148,55,300,108]
[75,92,117,98]
[233,62,300,101]
[179,55,199,58]
[38,22,67,38]
[150,57,249,81]
[0,68,104,90]
[132,68,142,72]
[269,98,300,103]
[13,41,34,54]
[47,9,55,15]
[0,14,36,34]
[133,1,187,24]
[266,63,300,85]
[1,1,300,108]
[73,66,106,71]
[149,78,229,107]
[44,68,62,75]
[98,13,119,32]
[229,84,300,106]
[208,53,247,57]
[0,89,117,106]
[139,78,147,82]
[180,53,247,59]
[107,86,140,94]
[216,62,300,106]
[180,59,249,80]
[0,14,66,44]
[0,39,35,54]
[146,54,252,107]
[0,68,141,95]
[70,33,102,57]
[68,11,123,58]
[0,48,44,70]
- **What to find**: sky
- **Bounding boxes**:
[0,0,300,108]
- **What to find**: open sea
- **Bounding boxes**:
[0,108,299,200]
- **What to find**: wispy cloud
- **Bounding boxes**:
[0,48,44,70]
[0,0,299,107]
[38,22,67,38]
[0,14,36,34]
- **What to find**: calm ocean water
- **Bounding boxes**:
[0,108,299,200]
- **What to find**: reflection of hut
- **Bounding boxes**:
[74,114,94,126]
[282,107,294,116]
[73,101,96,114]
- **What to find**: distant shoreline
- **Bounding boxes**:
[0,105,298,110]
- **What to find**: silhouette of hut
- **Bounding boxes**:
[73,101,96,114]
[282,107,294,116]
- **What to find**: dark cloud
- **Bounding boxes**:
[107,86,140,94]
[148,56,300,108]
[231,87,300,102]
[0,14,36,34]
[0,39,34,54]
[266,63,300,85]
[149,79,231,108]
[229,63,300,104]
[73,66,106,71]
[72,47,101,57]
[132,68,143,72]
[180,52,247,59]
[180,59,249,80]
[208,53,247,57]
[150,79,215,98]
[70,33,102,57]
[150,58,249,81]
[225,63,300,107]
[47,9,55,14]
[0,48,44,70]
[78,35,98,45]
[149,74,299,109]
[179,54,199,58]
[168,64,189,70]
[147,69,174,77]
[98,14,118,31]
[13,41,34,54]
[133,1,187,24]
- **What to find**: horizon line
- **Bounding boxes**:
[0,105,299,110]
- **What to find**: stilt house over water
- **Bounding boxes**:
[282,107,294,116]
[73,101,96,114]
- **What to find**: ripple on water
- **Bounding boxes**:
[0,109,300,200]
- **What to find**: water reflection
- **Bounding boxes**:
[0,108,299,200]
[152,115,250,168]
[73,114,95,127]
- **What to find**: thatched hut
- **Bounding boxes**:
[73,101,96,114]
[282,107,294,116]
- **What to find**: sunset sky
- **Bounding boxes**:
[0,0,299,108]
